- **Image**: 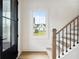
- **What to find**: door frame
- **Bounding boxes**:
[0,0,2,59]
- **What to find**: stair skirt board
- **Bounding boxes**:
[46,44,79,59]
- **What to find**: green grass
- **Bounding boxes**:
[34,32,46,36]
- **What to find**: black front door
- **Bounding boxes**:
[0,0,18,59]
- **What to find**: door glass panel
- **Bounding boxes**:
[2,0,11,51]
[11,20,16,46]
[3,0,10,18]
[3,17,10,51]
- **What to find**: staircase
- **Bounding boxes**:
[47,16,79,59]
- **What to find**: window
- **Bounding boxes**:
[33,11,47,36]
[2,0,18,52]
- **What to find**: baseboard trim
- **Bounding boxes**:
[16,51,48,59]
[22,51,48,55]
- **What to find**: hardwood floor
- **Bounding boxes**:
[19,52,48,59]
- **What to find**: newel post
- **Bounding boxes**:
[52,29,57,59]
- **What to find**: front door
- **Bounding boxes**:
[0,0,18,59]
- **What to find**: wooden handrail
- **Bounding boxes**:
[57,16,79,34]
[52,29,56,59]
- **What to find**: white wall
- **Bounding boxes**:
[20,0,79,51]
